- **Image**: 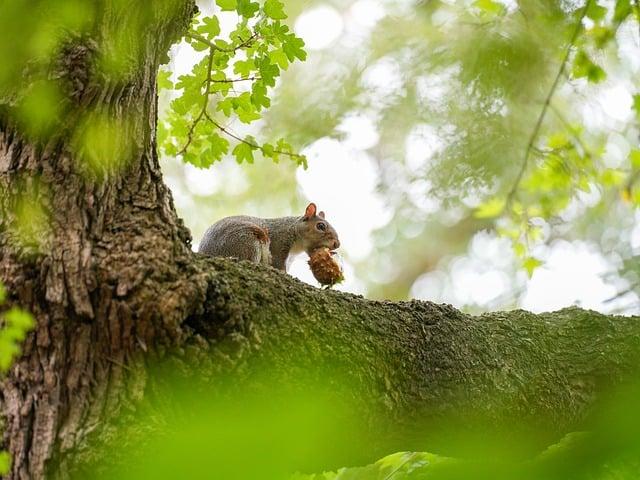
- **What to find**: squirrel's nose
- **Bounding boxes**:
[332,239,340,250]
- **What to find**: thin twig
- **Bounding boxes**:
[549,103,591,156]
[177,47,215,156]
[204,111,306,162]
[186,31,260,53]
[210,76,261,83]
[604,283,640,303]
[505,0,592,207]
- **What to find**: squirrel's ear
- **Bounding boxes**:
[318,211,325,219]
[303,203,317,220]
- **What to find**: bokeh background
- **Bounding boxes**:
[160,0,640,314]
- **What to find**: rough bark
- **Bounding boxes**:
[0,1,639,479]
[0,1,198,477]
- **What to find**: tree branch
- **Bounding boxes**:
[177,254,640,471]
[203,111,307,163]
[185,31,260,53]
[177,48,215,156]
[505,0,592,207]
[549,103,592,157]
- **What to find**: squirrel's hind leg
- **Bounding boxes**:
[248,224,271,265]
[232,223,271,265]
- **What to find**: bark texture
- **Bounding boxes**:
[0,1,639,479]
[0,1,198,477]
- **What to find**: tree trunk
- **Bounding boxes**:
[1,2,639,479]
[0,2,198,477]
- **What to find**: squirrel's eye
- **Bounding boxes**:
[316,222,326,231]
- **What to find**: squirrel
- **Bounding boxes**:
[198,203,341,272]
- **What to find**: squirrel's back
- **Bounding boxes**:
[199,215,271,265]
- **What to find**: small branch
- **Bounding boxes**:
[604,283,640,304]
[505,0,592,207]
[204,111,306,162]
[186,31,260,54]
[208,76,261,84]
[549,104,591,157]
[235,31,260,51]
[177,48,215,157]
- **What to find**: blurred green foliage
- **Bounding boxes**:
[0,282,35,476]
[83,362,640,480]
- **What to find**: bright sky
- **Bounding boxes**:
[164,1,640,315]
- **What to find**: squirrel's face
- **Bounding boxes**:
[299,203,340,253]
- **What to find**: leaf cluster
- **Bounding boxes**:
[474,0,640,277]
[158,0,308,169]
[0,282,35,475]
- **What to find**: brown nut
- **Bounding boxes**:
[308,247,344,287]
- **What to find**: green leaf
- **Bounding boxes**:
[209,133,230,161]
[0,451,10,476]
[601,168,625,186]
[588,26,613,48]
[216,0,237,11]
[473,0,505,15]
[474,197,505,218]
[523,257,543,278]
[547,133,570,149]
[0,283,5,304]
[233,59,255,77]
[0,307,35,372]
[236,109,261,123]
[209,71,231,95]
[270,49,290,70]
[233,142,255,164]
[633,94,640,120]
[264,0,287,19]
[257,58,279,87]
[157,69,173,90]
[586,64,606,83]
[613,0,631,21]
[4,308,34,330]
[630,150,640,169]
[572,51,606,83]
[276,138,293,154]
[215,39,232,51]
[283,34,307,61]
[513,242,526,258]
[251,82,270,109]
[262,143,275,157]
[212,51,230,68]
[189,37,209,51]
[230,24,252,44]
[197,16,220,39]
[236,0,259,18]
[585,2,607,21]
[217,98,234,116]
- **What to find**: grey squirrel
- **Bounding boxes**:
[198,203,340,271]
